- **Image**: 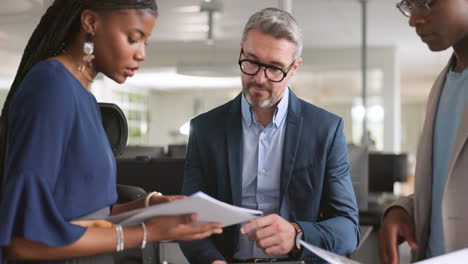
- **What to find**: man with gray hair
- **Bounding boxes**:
[179,8,359,264]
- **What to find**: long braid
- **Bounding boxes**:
[0,0,157,200]
[0,1,83,200]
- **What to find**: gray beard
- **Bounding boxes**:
[245,92,274,108]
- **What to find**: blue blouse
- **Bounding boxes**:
[0,60,117,263]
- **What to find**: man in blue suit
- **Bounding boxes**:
[179,8,359,264]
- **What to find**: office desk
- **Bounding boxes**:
[348,207,384,264]
[349,225,378,263]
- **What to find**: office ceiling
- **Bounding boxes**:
[0,0,452,100]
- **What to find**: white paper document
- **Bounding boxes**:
[107,191,263,227]
[414,248,468,264]
[300,240,361,264]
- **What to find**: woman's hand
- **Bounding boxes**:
[149,195,186,206]
[146,213,223,242]
[111,194,186,216]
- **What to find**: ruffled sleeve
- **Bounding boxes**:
[0,61,86,250]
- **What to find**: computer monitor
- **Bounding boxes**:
[368,153,408,193]
[116,157,185,195]
[167,144,187,158]
[119,146,165,159]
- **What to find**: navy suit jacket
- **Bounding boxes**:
[179,90,359,264]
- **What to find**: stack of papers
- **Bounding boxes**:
[300,240,361,264]
[414,248,468,264]
[301,239,468,264]
[107,192,262,227]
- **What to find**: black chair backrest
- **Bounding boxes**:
[99,103,128,157]
[116,184,147,204]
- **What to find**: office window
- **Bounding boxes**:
[112,89,149,145]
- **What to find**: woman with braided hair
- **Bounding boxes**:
[0,0,222,263]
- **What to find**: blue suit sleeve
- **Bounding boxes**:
[178,119,226,264]
[298,118,360,257]
[0,67,86,249]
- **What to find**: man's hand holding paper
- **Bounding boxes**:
[241,214,296,255]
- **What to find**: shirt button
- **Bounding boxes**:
[260,169,266,174]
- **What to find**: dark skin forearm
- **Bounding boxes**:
[6,225,143,261]
[111,198,147,216]
[6,213,223,261]
[111,195,186,216]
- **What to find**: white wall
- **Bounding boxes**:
[148,88,239,147]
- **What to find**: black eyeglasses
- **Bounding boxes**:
[238,49,296,83]
[396,0,434,17]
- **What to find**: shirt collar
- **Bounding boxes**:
[241,92,254,127]
[274,87,289,128]
[241,87,289,128]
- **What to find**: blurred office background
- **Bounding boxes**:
[0,0,451,156]
[0,0,453,263]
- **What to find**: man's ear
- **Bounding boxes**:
[81,9,99,34]
[289,57,302,78]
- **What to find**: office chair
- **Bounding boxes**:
[99,102,128,157]
[99,102,159,264]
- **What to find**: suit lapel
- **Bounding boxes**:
[446,107,468,186]
[414,56,453,258]
[226,95,243,207]
[279,91,303,208]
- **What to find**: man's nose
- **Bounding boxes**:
[254,68,268,84]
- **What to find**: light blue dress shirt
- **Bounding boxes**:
[427,69,468,258]
[233,88,289,260]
